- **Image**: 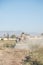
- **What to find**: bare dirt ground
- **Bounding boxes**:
[0,48,29,65]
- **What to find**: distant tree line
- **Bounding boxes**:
[3,33,16,38]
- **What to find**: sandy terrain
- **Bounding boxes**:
[0,48,29,65]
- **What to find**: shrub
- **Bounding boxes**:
[22,55,43,65]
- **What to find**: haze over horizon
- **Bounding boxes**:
[0,0,43,33]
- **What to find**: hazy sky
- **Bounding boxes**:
[0,0,43,33]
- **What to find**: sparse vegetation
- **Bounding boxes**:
[0,35,43,65]
[23,48,43,65]
[22,47,43,65]
[3,43,16,48]
[0,40,16,49]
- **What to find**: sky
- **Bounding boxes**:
[0,0,43,33]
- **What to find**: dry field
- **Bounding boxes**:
[0,48,29,65]
[0,40,29,65]
[0,40,16,49]
[0,40,43,65]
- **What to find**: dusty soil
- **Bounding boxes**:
[0,48,29,65]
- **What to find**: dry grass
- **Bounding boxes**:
[0,40,15,44]
[22,47,43,65]
[0,40,16,49]
[0,40,29,65]
[0,40,43,65]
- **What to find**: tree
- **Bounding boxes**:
[10,34,16,38]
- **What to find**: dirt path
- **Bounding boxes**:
[0,48,29,65]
